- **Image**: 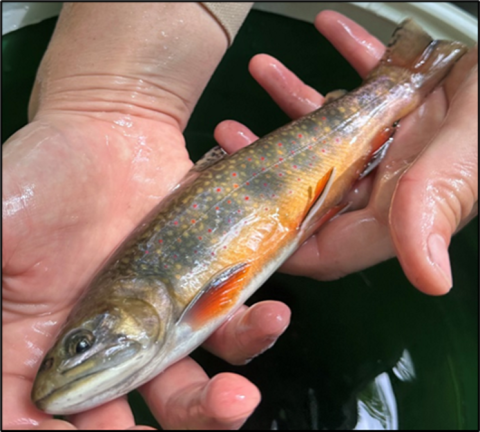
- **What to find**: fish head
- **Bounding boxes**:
[32,280,170,414]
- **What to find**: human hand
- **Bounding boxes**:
[215,10,478,296]
[2,3,289,430]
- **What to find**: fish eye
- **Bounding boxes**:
[65,329,95,357]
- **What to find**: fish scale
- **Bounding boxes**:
[31,18,468,415]
[117,78,403,305]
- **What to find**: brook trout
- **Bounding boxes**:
[32,19,467,414]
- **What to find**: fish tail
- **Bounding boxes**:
[368,19,468,97]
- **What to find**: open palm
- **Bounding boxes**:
[216,11,477,296]
[3,9,477,431]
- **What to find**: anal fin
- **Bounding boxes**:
[360,124,396,179]
[299,167,336,236]
[301,202,351,243]
[178,263,251,329]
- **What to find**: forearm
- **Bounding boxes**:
[29,2,234,129]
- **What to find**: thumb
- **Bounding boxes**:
[390,66,478,295]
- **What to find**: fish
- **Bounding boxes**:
[32,19,467,414]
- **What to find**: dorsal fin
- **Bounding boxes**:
[192,146,228,172]
[177,263,250,329]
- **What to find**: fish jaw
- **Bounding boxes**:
[33,340,148,414]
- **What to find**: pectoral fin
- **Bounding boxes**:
[178,263,251,329]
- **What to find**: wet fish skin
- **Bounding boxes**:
[31,19,467,414]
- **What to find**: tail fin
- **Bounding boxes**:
[367,19,468,97]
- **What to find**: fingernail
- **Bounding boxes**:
[427,233,453,291]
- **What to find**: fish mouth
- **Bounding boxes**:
[33,340,144,414]
[34,368,103,412]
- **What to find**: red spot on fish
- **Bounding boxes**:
[208,228,212,233]
[297,178,302,182]
[293,165,297,169]
[228,219,232,223]
[278,142,282,146]
[211,252,215,256]
[291,150,295,154]
[289,190,293,194]
[261,157,265,161]
[194,250,198,254]
[164,264,168,269]
[308,146,312,150]
[237,209,241,213]
[323,140,327,144]
[279,157,283,162]
[177,238,182,243]
[261,167,265,171]
[145,250,149,254]
[191,219,196,224]
[279,173,283,177]
[265,207,269,211]
[234,184,239,188]
[223,246,227,249]
[215,206,219,211]
[227,200,232,204]
[335,138,340,143]
[298,134,303,138]
[173,254,178,259]
[216,188,221,192]
[198,236,203,240]
[246,182,250,185]
[291,140,296,144]
[193,204,198,209]
[322,116,326,121]
[272,194,276,198]
[322,149,326,153]
[232,173,237,177]
[248,158,252,162]
[245,196,249,200]
[159,239,163,243]
[264,183,268,186]
[173,221,178,226]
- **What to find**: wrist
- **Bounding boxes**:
[30,2,228,130]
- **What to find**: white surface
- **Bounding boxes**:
[253,2,477,45]
[2,2,62,35]
[2,2,477,44]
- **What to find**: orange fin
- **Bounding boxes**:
[360,126,396,179]
[178,263,250,329]
[301,202,351,243]
[301,167,336,226]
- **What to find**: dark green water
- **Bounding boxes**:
[2,10,478,430]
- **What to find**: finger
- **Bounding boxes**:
[281,207,394,280]
[140,357,260,430]
[390,67,478,295]
[282,83,449,280]
[315,10,385,78]
[202,301,291,365]
[68,396,135,430]
[34,420,77,430]
[214,120,259,154]
[248,54,324,119]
